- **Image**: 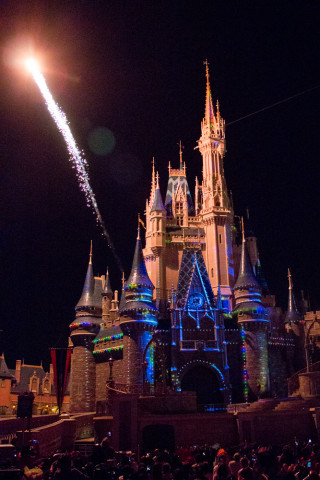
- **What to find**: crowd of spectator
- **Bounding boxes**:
[1,437,320,480]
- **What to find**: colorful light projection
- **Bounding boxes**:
[25,58,123,272]
[145,343,154,385]
[93,345,123,355]
[93,333,123,344]
[241,328,249,402]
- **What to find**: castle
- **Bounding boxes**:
[68,64,305,414]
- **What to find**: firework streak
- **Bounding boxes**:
[29,66,123,272]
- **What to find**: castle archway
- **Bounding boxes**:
[180,363,225,409]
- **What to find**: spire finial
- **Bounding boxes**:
[241,217,245,243]
[89,240,93,265]
[122,271,125,288]
[152,157,155,186]
[203,59,215,128]
[137,214,141,240]
[178,140,184,169]
[204,59,210,84]
[288,268,292,290]
[156,172,160,189]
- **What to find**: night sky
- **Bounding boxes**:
[1,1,320,369]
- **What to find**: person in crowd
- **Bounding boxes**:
[229,454,241,479]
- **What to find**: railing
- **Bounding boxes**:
[287,360,320,396]
[0,414,59,444]
[226,403,252,413]
[107,383,167,396]
[180,340,218,351]
[200,404,227,413]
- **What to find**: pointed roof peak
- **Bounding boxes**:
[103,267,113,295]
[241,217,245,243]
[76,242,96,308]
[204,58,210,86]
[149,157,156,207]
[137,215,141,240]
[151,178,166,213]
[288,267,293,289]
[89,240,93,265]
[178,140,184,170]
[234,230,260,291]
[203,59,215,127]
[126,231,154,289]
[0,354,14,379]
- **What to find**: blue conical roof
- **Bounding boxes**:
[234,238,260,291]
[126,231,154,289]
[76,245,98,308]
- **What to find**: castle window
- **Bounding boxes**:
[219,234,222,244]
[43,378,50,393]
[31,377,37,393]
[211,268,214,278]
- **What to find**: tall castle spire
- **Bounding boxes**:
[123,223,155,294]
[285,268,300,324]
[204,60,215,130]
[234,219,260,295]
[149,157,156,209]
[76,242,96,308]
[119,223,157,387]
[151,173,166,213]
[103,268,113,297]
[196,61,233,303]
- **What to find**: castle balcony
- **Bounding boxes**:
[180,340,218,351]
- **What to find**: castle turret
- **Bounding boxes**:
[102,268,113,327]
[69,243,102,412]
[197,61,234,304]
[234,220,269,400]
[119,225,158,387]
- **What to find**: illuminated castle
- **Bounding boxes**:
[69,65,304,412]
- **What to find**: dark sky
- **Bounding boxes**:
[1,1,320,368]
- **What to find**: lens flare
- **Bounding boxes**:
[28,65,123,272]
[25,58,40,73]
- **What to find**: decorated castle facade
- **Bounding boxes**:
[69,65,304,413]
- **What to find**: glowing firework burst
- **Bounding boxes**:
[25,58,123,272]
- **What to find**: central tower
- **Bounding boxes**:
[197,61,234,304]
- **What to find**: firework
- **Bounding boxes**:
[26,59,123,272]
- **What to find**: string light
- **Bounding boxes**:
[93,346,123,354]
[241,328,249,402]
[93,333,123,344]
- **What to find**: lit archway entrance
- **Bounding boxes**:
[181,365,224,410]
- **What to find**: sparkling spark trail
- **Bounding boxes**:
[28,61,123,272]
